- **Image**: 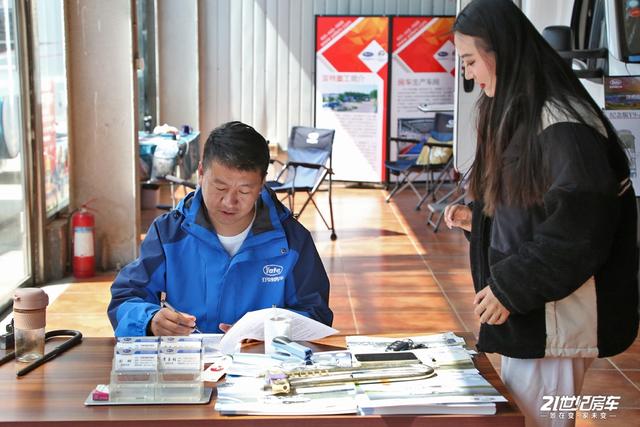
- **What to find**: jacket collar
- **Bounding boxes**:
[178,187,292,239]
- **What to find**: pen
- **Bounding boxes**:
[160,292,202,334]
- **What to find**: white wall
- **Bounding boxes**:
[67,0,139,267]
[157,0,199,130]
[198,0,456,149]
[520,0,573,32]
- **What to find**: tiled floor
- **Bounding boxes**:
[41,184,639,426]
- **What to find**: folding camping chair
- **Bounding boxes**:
[266,126,337,241]
[425,173,467,233]
[414,140,455,211]
[385,137,426,203]
[385,111,454,207]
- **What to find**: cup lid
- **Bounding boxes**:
[13,288,49,310]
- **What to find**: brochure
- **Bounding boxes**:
[219,308,338,354]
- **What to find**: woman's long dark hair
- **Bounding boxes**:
[454,0,628,215]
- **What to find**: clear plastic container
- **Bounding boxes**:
[110,370,158,402]
[110,347,159,402]
[156,370,203,402]
[15,327,45,362]
[157,346,203,401]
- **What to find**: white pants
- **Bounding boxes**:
[501,356,594,427]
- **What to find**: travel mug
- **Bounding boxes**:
[13,288,48,362]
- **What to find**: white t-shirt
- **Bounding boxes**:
[217,210,255,257]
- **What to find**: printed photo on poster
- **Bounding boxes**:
[321,86,378,113]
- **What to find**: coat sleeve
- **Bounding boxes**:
[282,222,334,326]
[489,123,621,314]
[107,220,167,336]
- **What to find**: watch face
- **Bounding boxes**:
[0,95,21,159]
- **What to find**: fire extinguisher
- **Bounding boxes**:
[71,202,96,278]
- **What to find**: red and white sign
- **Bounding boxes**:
[390,17,455,139]
[315,16,389,182]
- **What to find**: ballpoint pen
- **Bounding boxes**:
[160,292,202,334]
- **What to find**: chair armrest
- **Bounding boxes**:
[389,137,421,144]
[164,174,197,189]
[286,161,325,170]
[424,141,453,148]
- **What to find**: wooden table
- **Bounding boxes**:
[0,333,524,426]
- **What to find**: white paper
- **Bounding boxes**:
[218,308,338,354]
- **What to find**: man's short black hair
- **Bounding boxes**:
[202,121,269,176]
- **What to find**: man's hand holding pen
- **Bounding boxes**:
[149,292,202,336]
[150,307,198,336]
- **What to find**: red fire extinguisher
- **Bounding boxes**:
[71,202,96,278]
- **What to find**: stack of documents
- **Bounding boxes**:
[215,372,359,415]
[347,333,506,415]
[214,331,507,416]
[355,369,506,415]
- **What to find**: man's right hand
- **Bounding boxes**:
[149,308,197,336]
[444,204,472,232]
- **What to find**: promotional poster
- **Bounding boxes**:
[315,16,389,182]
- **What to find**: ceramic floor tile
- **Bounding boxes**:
[621,370,640,389]
[443,291,477,313]
[353,310,463,335]
[590,358,616,369]
[609,338,640,370]
[434,273,476,292]
[581,370,640,408]
[425,256,471,274]
[350,292,453,312]
[456,311,481,337]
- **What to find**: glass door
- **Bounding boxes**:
[0,0,30,305]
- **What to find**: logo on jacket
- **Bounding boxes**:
[262,264,284,283]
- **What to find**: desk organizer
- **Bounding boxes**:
[85,336,217,405]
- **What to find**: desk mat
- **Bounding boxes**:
[84,387,213,406]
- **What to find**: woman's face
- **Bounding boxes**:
[454,33,496,97]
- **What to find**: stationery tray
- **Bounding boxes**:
[84,387,213,406]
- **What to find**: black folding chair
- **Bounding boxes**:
[266,126,337,241]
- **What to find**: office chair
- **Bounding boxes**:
[266,126,337,241]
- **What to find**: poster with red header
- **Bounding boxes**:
[389,17,455,165]
[315,16,389,182]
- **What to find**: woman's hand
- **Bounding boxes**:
[444,204,472,232]
[474,286,510,325]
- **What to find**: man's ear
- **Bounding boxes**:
[197,162,204,186]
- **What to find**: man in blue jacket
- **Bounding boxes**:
[108,121,333,336]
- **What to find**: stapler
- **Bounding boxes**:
[272,336,313,364]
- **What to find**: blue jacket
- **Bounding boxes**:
[108,187,333,336]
